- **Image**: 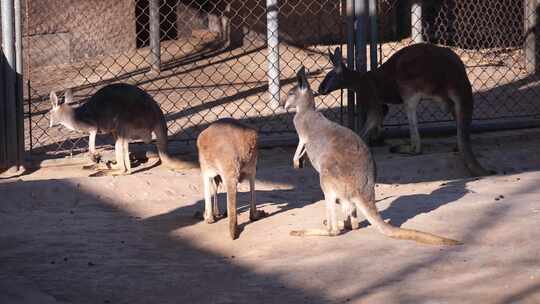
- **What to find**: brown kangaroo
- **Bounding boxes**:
[286,66,461,245]
[196,118,266,240]
[48,83,196,175]
[318,43,491,177]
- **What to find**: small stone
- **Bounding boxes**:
[88,262,95,266]
[50,261,55,264]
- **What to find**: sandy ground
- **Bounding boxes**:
[1,128,540,304]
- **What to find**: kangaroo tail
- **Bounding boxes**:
[452,87,491,177]
[154,119,198,170]
[356,197,462,246]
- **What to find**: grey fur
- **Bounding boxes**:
[285,67,461,245]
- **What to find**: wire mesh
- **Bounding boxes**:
[20,0,540,159]
[378,0,540,127]
[22,0,344,158]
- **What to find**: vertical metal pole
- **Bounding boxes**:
[149,0,161,73]
[15,0,24,168]
[368,0,378,71]
[411,0,423,43]
[14,0,22,74]
[27,80,32,154]
[354,0,367,72]
[354,0,368,133]
[346,0,356,130]
[0,48,5,166]
[2,0,19,170]
[266,0,281,109]
[524,0,537,74]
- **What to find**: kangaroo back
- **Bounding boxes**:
[197,118,260,240]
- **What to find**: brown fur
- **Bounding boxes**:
[48,84,196,175]
[196,118,265,240]
[319,43,490,177]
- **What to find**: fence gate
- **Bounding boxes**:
[22,0,346,160]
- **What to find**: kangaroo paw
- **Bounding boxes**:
[250,209,267,221]
[90,169,129,177]
[322,219,345,230]
[389,144,421,155]
[290,228,341,237]
[290,230,306,237]
[204,216,216,224]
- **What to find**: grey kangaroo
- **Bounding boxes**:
[197,118,266,240]
[285,66,460,245]
[318,43,490,177]
[49,83,195,175]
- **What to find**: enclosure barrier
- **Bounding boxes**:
[0,0,537,161]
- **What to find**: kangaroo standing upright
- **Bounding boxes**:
[49,83,195,175]
[318,43,490,177]
[286,66,460,245]
[197,118,266,240]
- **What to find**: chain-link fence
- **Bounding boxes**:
[23,0,344,158]
[18,0,540,160]
[378,0,540,127]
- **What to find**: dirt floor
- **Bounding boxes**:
[2,128,540,304]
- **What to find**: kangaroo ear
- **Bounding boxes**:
[296,66,309,90]
[50,91,59,108]
[334,47,343,64]
[64,89,73,104]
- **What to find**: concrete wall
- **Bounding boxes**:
[24,0,136,65]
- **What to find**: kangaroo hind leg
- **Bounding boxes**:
[290,189,341,237]
[390,95,422,155]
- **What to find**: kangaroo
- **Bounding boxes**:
[196,118,266,240]
[285,66,461,245]
[48,83,196,175]
[318,43,490,177]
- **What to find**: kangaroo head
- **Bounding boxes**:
[48,90,74,128]
[318,47,348,95]
[282,66,315,112]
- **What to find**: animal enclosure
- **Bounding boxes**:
[12,0,540,159]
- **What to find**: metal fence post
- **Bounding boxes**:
[354,0,368,133]
[266,0,280,108]
[14,0,24,167]
[1,0,22,170]
[149,0,161,73]
[346,0,356,130]
[524,0,537,74]
[411,0,423,43]
[368,0,378,71]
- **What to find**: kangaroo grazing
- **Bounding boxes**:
[285,66,461,245]
[318,43,490,177]
[48,83,195,175]
[197,118,266,240]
